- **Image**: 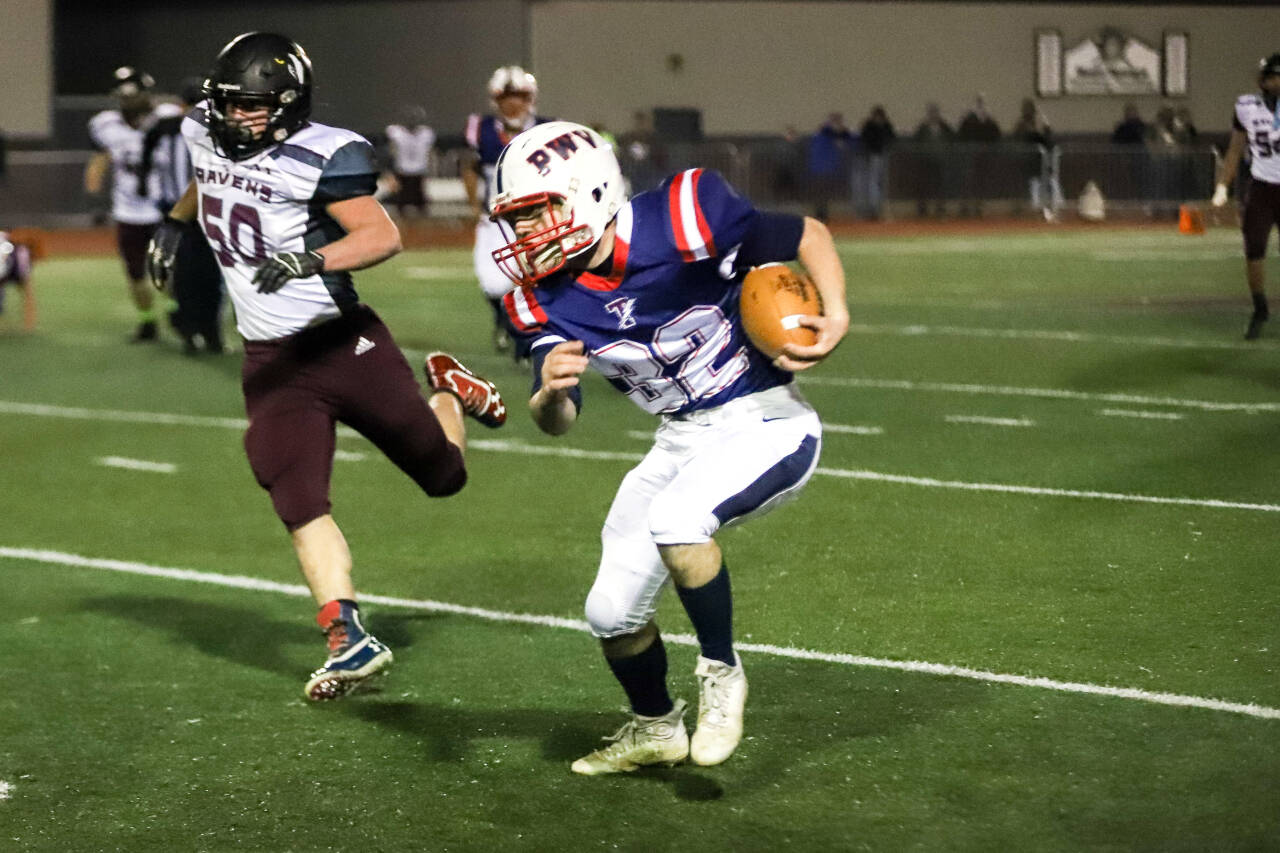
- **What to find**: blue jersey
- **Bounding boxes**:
[504,169,800,416]
[466,113,553,206]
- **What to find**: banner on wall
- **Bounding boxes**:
[1063,27,1161,95]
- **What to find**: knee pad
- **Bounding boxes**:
[585,585,652,638]
[584,545,668,638]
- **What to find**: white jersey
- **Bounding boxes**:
[88,105,181,225]
[182,105,380,340]
[385,123,435,175]
[1233,94,1280,185]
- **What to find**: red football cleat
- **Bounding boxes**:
[424,351,507,428]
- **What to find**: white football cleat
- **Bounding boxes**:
[690,655,748,766]
[570,699,689,775]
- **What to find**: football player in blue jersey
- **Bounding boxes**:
[464,67,554,355]
[491,121,849,774]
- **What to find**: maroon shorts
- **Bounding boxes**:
[241,305,466,530]
[116,222,156,281]
[1242,178,1280,261]
[394,172,427,209]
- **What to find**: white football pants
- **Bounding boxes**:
[584,383,822,638]
[474,218,513,299]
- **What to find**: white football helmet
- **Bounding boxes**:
[489,121,627,287]
[488,65,538,101]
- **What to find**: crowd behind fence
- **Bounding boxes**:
[0,136,1223,227]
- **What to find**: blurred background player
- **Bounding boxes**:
[85,66,181,341]
[0,229,37,331]
[463,66,552,354]
[491,122,848,774]
[384,105,435,220]
[140,78,225,354]
[1212,52,1280,340]
[148,31,507,701]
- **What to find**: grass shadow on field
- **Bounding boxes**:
[1066,346,1280,396]
[81,594,311,679]
[340,699,729,801]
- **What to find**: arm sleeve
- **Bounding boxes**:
[734,212,805,269]
[1233,111,1245,132]
[87,113,114,152]
[314,140,379,203]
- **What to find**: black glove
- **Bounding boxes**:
[146,217,187,291]
[253,250,325,294]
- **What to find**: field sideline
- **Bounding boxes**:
[1,226,1277,850]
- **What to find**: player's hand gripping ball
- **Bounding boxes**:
[739,263,823,359]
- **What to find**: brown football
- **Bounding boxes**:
[739,263,822,359]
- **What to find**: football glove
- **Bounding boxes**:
[253,250,325,294]
[146,217,187,291]
[1211,183,1229,208]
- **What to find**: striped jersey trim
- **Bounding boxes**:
[668,169,715,262]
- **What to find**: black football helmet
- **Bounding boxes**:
[203,32,313,160]
[1261,53,1280,81]
[111,66,155,125]
[110,66,155,97]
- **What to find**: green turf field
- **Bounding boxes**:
[1,228,1277,851]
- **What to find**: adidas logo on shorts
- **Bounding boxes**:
[354,336,376,356]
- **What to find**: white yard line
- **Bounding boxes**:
[818,468,1280,512]
[1099,409,1186,421]
[3,400,1277,513]
[2,546,1276,722]
[333,450,368,462]
[944,415,1035,428]
[799,377,1280,413]
[844,323,1278,352]
[97,456,177,474]
[822,423,884,435]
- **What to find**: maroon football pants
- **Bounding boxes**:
[1242,178,1280,261]
[241,305,465,530]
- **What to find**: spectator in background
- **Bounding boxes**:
[807,112,855,221]
[857,106,896,219]
[1111,102,1148,145]
[384,105,435,220]
[140,78,224,354]
[1110,102,1150,208]
[913,102,953,217]
[1172,106,1198,145]
[1012,98,1062,221]
[956,95,1001,217]
[618,110,659,193]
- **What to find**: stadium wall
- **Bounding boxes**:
[46,1,1276,143]
[0,0,53,138]
[529,1,1275,136]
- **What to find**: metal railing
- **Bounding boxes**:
[0,138,1219,227]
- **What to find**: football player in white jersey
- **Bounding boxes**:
[463,66,552,354]
[384,105,435,219]
[85,67,181,341]
[1212,53,1280,340]
[146,32,508,701]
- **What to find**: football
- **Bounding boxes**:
[739,263,822,359]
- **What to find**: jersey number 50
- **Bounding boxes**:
[201,197,267,267]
